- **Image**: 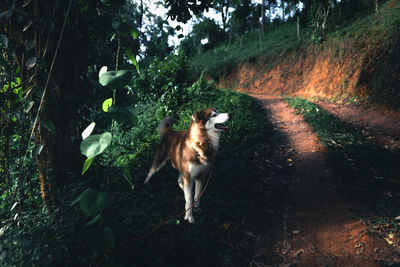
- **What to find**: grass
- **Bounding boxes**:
[326,1,400,108]
[284,96,400,237]
[190,22,304,80]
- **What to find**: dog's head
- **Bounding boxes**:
[191,108,231,132]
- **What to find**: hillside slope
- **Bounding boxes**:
[217,0,400,107]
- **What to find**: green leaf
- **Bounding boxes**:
[85,214,101,227]
[22,0,33,8]
[82,122,96,140]
[130,28,139,40]
[98,66,108,78]
[26,57,37,70]
[110,33,116,42]
[71,188,89,206]
[122,167,135,190]
[108,106,138,126]
[99,70,132,89]
[23,100,34,113]
[126,48,140,74]
[79,189,110,217]
[24,39,36,51]
[32,144,43,158]
[102,98,113,112]
[42,120,56,134]
[80,132,112,158]
[85,227,115,256]
[82,157,94,175]
[111,21,120,31]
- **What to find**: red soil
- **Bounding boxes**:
[251,95,400,266]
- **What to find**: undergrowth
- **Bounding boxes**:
[284,97,400,236]
[0,77,286,266]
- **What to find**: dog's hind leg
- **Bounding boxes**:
[183,174,195,223]
[177,174,184,191]
[144,150,168,184]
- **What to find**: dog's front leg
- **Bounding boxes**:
[193,168,209,213]
[183,175,195,223]
[193,179,203,213]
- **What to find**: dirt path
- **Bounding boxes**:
[252,95,397,266]
[315,101,400,150]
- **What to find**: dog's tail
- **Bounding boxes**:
[158,116,174,136]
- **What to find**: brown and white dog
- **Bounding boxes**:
[144,108,231,223]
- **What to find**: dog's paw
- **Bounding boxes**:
[184,214,195,224]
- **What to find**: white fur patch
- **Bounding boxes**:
[214,113,230,124]
[205,112,230,149]
[188,162,207,179]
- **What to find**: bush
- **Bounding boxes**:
[132,51,191,113]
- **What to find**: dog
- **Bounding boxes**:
[144,108,231,223]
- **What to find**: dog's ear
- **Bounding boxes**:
[192,110,204,122]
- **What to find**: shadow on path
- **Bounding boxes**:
[251,95,396,266]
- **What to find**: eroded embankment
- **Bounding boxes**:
[219,49,360,98]
[218,1,400,102]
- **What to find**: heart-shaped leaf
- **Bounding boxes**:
[102,98,113,112]
[98,66,108,78]
[23,100,34,113]
[108,106,138,126]
[80,132,112,158]
[42,120,55,134]
[99,70,132,89]
[79,189,110,217]
[25,39,36,51]
[82,122,96,140]
[26,57,37,70]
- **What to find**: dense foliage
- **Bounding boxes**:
[1,61,283,266]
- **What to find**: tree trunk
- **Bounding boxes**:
[297,16,300,41]
[322,5,330,29]
[24,0,87,208]
[260,0,265,35]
